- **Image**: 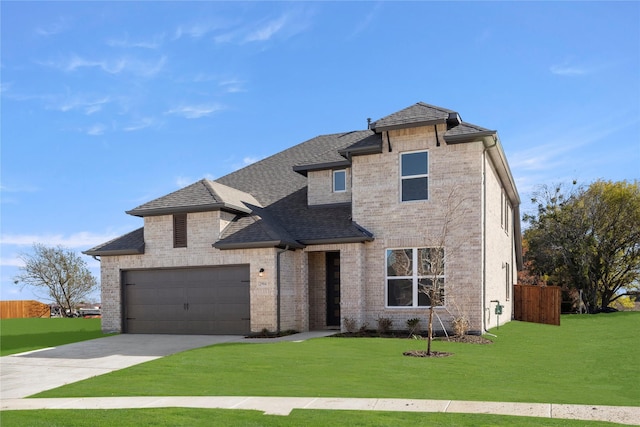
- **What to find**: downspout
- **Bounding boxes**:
[276,245,290,333]
[482,136,498,334]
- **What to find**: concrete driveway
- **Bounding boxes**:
[0,334,247,399]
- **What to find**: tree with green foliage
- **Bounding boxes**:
[14,244,98,316]
[524,180,640,312]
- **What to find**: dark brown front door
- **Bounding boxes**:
[326,252,341,327]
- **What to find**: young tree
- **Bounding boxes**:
[14,244,98,316]
[524,180,640,311]
[419,186,469,355]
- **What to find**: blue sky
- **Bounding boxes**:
[1,1,639,303]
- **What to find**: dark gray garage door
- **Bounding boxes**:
[122,265,250,335]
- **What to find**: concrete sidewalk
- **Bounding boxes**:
[2,396,639,424]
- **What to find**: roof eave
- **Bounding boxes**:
[338,144,383,157]
[298,236,374,246]
[126,203,252,217]
[213,240,305,250]
[83,245,145,257]
[444,130,497,144]
[293,159,351,176]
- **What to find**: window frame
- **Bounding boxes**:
[385,247,445,308]
[173,213,187,248]
[505,262,511,301]
[333,169,347,193]
[400,150,429,202]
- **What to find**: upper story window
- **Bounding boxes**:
[173,213,187,248]
[401,150,428,202]
[501,190,510,233]
[333,169,346,193]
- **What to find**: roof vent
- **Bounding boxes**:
[367,118,372,129]
[446,112,462,129]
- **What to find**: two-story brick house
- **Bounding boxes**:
[85,102,522,335]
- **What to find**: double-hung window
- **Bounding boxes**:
[333,169,346,193]
[386,247,445,307]
[401,150,428,201]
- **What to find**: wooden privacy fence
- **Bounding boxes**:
[514,285,561,326]
[0,300,50,319]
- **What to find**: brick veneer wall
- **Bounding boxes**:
[100,211,281,334]
[307,169,352,206]
[351,124,487,333]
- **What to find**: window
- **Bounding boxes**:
[333,169,346,193]
[173,214,187,248]
[505,262,511,300]
[401,151,428,201]
[501,190,510,233]
[386,247,444,307]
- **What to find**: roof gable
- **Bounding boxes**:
[371,102,455,131]
[126,179,261,217]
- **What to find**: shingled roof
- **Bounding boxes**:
[84,228,145,256]
[371,102,456,131]
[85,102,500,255]
[126,179,261,217]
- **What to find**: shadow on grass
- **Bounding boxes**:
[8,334,248,360]
[1,330,109,356]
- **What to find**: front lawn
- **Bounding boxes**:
[0,408,622,427]
[0,318,107,356]
[34,312,640,407]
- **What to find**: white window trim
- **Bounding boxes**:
[385,247,445,308]
[400,150,429,203]
[333,169,346,193]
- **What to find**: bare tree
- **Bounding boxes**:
[419,186,470,355]
[14,244,98,316]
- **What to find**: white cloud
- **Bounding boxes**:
[550,64,588,76]
[56,95,111,115]
[0,183,39,193]
[175,176,194,188]
[106,33,164,49]
[35,17,70,37]
[86,123,106,136]
[245,16,288,42]
[349,2,381,39]
[0,256,25,268]
[123,117,158,132]
[212,9,311,45]
[219,78,246,93]
[65,54,127,74]
[242,156,259,166]
[41,54,166,77]
[165,103,226,119]
[0,231,119,248]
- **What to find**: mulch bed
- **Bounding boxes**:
[402,350,453,358]
[437,335,494,344]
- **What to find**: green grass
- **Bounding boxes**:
[0,408,621,427]
[0,318,109,356]
[34,312,640,407]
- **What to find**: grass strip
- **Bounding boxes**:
[0,318,107,356]
[0,408,622,427]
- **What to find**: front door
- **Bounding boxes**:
[326,252,341,327]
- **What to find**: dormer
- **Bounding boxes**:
[125,179,262,250]
[293,131,382,207]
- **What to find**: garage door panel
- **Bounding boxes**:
[123,265,250,335]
